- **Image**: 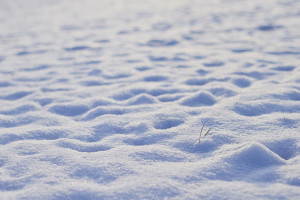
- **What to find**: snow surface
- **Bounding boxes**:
[0,0,300,199]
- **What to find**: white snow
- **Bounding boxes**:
[0,0,300,199]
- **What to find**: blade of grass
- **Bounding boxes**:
[199,125,204,143]
[204,128,212,136]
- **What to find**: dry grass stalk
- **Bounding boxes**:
[198,125,212,143]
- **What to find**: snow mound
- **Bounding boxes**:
[180,92,216,107]
[127,93,158,105]
[226,143,286,169]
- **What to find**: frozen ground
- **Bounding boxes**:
[0,0,300,199]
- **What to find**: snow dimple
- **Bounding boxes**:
[209,87,237,97]
[0,104,38,115]
[196,69,209,75]
[69,164,131,184]
[1,91,33,101]
[124,134,171,146]
[180,92,216,107]
[185,78,228,86]
[276,117,298,128]
[148,55,168,62]
[154,118,184,130]
[85,122,148,142]
[267,51,300,55]
[16,50,47,56]
[231,48,253,53]
[234,71,274,80]
[41,87,71,93]
[233,103,300,116]
[264,139,299,160]
[74,60,101,66]
[271,65,295,71]
[185,78,210,86]
[273,91,300,101]
[64,46,90,51]
[0,129,67,145]
[0,81,14,87]
[158,94,184,102]
[102,73,131,79]
[203,61,225,67]
[79,80,104,86]
[88,69,102,76]
[49,104,89,116]
[26,129,68,141]
[143,75,169,82]
[233,103,274,116]
[257,24,283,31]
[148,88,179,96]
[132,148,186,162]
[0,179,27,191]
[232,78,252,88]
[135,66,151,71]
[56,139,111,153]
[21,65,49,72]
[0,133,21,144]
[152,22,172,31]
[0,116,38,128]
[146,39,179,47]
[35,98,53,106]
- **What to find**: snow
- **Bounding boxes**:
[0,0,300,199]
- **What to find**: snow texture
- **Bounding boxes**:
[0,0,300,199]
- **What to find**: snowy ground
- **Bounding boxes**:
[0,0,300,199]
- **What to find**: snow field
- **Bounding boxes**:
[0,0,300,199]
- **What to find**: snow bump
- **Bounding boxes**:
[226,143,286,169]
[127,93,158,105]
[180,92,216,107]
